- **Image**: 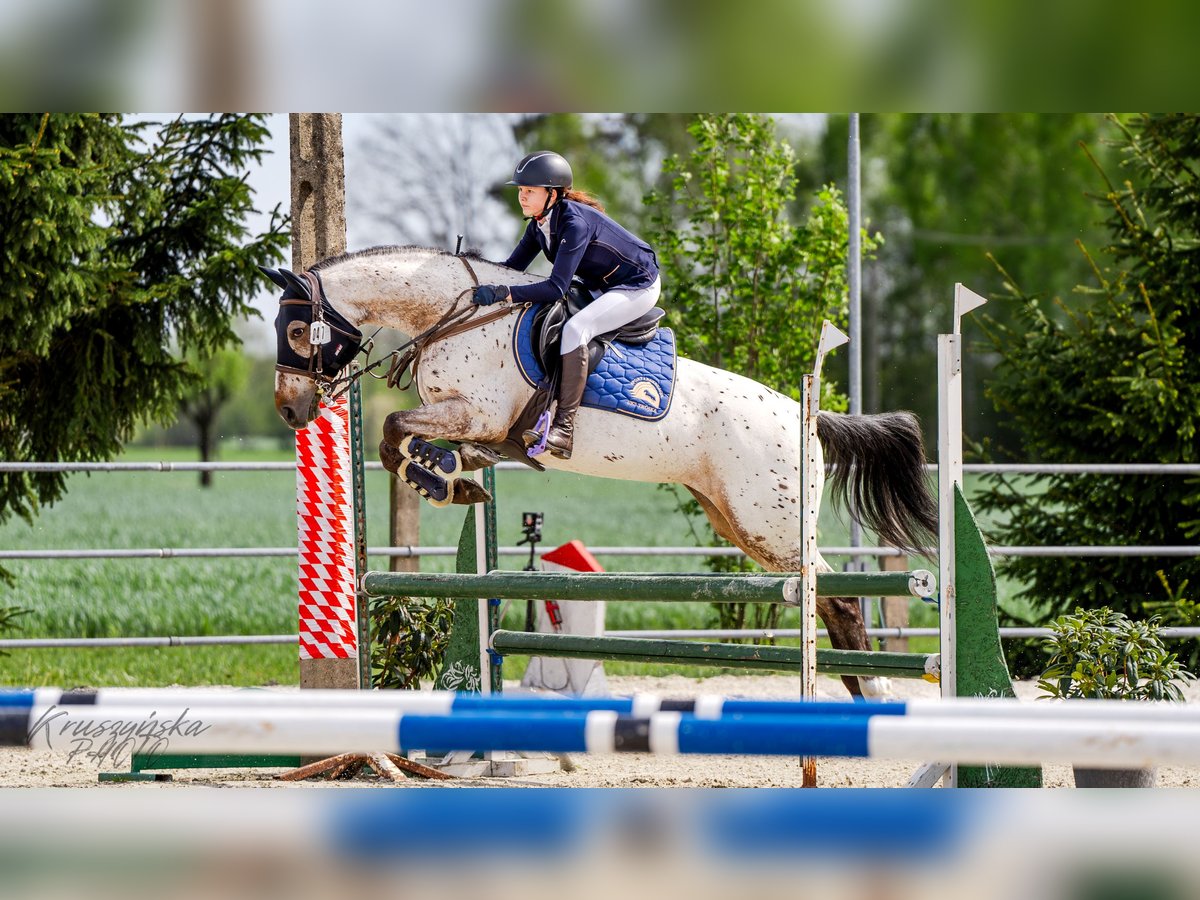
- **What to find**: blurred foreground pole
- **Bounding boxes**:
[189,0,250,108]
[848,113,862,419]
[291,114,357,690]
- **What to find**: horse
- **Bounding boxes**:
[263,244,938,698]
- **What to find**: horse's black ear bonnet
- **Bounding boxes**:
[268,267,363,378]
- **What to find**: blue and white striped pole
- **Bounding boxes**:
[4,693,1200,767]
[3,688,1198,723]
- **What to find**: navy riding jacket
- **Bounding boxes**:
[504,199,659,305]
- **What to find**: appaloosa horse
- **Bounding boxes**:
[262,245,938,697]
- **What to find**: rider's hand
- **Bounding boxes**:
[472,284,509,306]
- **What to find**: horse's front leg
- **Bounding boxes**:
[383,398,508,448]
[384,397,508,476]
[378,438,495,507]
[380,399,506,507]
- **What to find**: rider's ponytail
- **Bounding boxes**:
[563,189,605,213]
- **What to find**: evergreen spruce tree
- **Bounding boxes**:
[978,113,1200,671]
[0,114,287,531]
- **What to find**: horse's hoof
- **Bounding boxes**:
[451,479,493,505]
[459,443,502,472]
[398,436,462,479]
[858,676,893,699]
[397,460,454,508]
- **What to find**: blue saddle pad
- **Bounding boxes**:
[512,305,676,421]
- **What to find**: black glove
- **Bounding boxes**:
[472,284,509,306]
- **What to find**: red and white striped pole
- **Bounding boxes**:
[295,394,359,683]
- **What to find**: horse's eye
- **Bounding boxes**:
[290,325,305,338]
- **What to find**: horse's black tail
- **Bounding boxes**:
[816,410,939,557]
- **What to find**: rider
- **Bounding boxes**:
[471,151,661,460]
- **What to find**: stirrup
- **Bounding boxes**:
[397,436,462,479]
[524,410,552,458]
[397,460,454,508]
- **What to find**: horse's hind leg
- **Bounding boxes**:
[688,482,886,699]
[818,595,877,698]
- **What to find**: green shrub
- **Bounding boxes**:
[370,596,453,690]
[1038,607,1194,701]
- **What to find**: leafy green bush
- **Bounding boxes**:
[1141,573,1200,673]
[370,596,453,690]
[1038,607,1194,701]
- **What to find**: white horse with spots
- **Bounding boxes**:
[264,245,938,698]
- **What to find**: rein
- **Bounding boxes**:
[285,255,527,400]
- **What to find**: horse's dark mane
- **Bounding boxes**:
[310,245,491,271]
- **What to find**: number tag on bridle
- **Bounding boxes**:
[309,321,331,345]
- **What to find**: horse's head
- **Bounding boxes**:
[259,266,364,429]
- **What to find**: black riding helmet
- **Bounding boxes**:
[507,151,572,218]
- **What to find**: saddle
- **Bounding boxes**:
[529,282,665,382]
[493,283,666,471]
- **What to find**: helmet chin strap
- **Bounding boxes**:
[530,187,563,221]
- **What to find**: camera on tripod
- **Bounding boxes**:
[518,511,543,546]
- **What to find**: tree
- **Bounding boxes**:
[975,114,1200,673]
[351,114,517,256]
[178,347,250,487]
[822,114,1115,447]
[643,113,879,632]
[512,114,694,234]
[0,114,287,530]
[645,114,877,403]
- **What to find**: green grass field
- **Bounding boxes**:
[0,445,1005,688]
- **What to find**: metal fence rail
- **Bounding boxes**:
[5,626,1199,651]
[3,544,1197,560]
[0,635,298,649]
[3,461,1199,475]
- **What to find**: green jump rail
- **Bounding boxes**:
[360,568,936,603]
[488,629,938,680]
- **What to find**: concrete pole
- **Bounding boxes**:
[290,114,355,691]
[389,479,422,574]
[290,114,347,268]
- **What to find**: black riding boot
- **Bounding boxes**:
[544,346,588,459]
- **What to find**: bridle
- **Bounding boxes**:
[274,270,364,386]
[274,255,528,402]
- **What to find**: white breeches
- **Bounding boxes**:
[560,277,661,354]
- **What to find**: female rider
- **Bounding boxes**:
[472,151,661,460]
